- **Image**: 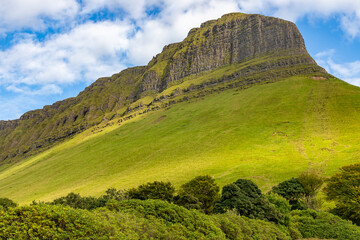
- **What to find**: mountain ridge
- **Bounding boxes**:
[0,12,325,165]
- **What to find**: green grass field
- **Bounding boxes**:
[1,75,360,204]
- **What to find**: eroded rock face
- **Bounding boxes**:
[144,13,315,92]
[0,13,323,163]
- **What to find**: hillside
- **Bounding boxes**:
[2,73,360,203]
[2,12,360,204]
[0,13,322,164]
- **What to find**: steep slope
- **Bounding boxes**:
[2,74,360,204]
[0,13,323,164]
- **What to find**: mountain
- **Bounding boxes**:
[2,13,360,204]
[0,13,323,164]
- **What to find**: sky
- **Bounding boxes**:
[0,0,359,120]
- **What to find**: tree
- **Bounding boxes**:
[127,181,175,202]
[271,178,305,210]
[297,170,324,209]
[101,188,129,201]
[324,163,360,225]
[0,198,17,210]
[214,179,283,223]
[174,175,220,214]
[51,192,104,210]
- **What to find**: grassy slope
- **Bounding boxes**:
[1,75,360,204]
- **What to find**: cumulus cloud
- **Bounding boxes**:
[315,49,360,86]
[0,0,79,32]
[0,20,132,94]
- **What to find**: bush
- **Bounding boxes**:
[106,199,226,239]
[0,204,121,239]
[297,170,324,209]
[266,193,291,226]
[101,187,129,201]
[174,175,220,213]
[271,178,306,210]
[324,163,360,225]
[213,179,284,223]
[50,192,105,210]
[127,181,175,202]
[291,209,360,240]
[0,197,17,210]
[106,199,292,240]
[211,210,290,240]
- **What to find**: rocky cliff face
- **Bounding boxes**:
[142,13,316,93]
[0,13,325,163]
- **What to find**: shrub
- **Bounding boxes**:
[211,210,290,240]
[0,197,17,210]
[213,179,283,223]
[266,193,291,226]
[324,163,360,225]
[291,209,360,240]
[297,170,324,209]
[51,192,105,210]
[106,199,226,239]
[0,204,121,239]
[174,175,220,213]
[127,181,175,202]
[101,187,129,201]
[271,177,306,210]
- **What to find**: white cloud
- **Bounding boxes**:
[6,84,62,95]
[236,0,360,38]
[315,49,360,86]
[0,20,132,92]
[0,0,79,32]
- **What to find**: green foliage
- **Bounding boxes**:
[266,193,291,226]
[211,210,290,240]
[51,192,105,210]
[324,163,360,225]
[127,181,175,202]
[0,197,17,210]
[101,187,129,201]
[291,209,360,240]
[174,175,220,213]
[271,178,306,210]
[0,197,298,240]
[106,199,227,239]
[297,170,324,209]
[213,179,284,223]
[0,204,120,239]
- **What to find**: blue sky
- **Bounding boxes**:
[0,0,359,120]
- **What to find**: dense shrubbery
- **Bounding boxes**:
[0,199,292,240]
[0,197,17,210]
[2,168,360,239]
[211,210,290,240]
[0,204,119,239]
[174,175,220,213]
[213,179,285,224]
[291,209,360,240]
[271,177,306,210]
[324,163,360,225]
[127,181,175,202]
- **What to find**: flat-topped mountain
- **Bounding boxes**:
[0,13,324,164]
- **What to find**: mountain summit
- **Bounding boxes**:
[0,13,324,164]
